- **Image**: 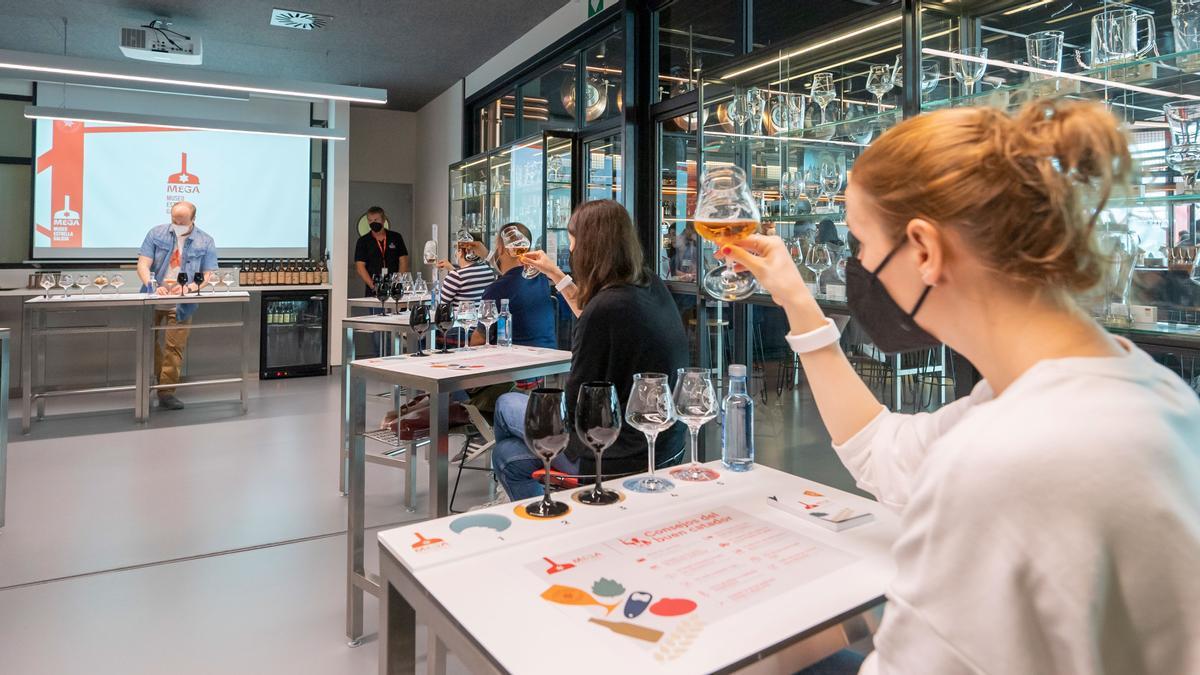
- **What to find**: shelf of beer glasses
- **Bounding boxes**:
[921,47,1200,119]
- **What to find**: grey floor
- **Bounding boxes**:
[0,365,861,675]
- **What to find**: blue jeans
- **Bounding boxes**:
[491,392,580,500]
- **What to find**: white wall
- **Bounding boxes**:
[464,0,592,97]
[349,107,417,185]
[414,82,463,257]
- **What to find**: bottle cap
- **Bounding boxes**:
[728,364,747,377]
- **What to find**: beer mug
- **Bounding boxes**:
[1078,8,1156,68]
[1165,101,1200,188]
[1174,0,1200,52]
[1026,30,1064,80]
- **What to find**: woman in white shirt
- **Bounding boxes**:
[720,99,1200,674]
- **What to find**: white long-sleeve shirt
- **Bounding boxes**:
[836,339,1200,675]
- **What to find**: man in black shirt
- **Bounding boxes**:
[353,206,409,295]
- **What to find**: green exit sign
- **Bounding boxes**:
[588,0,605,17]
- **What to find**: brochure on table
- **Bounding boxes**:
[378,463,898,674]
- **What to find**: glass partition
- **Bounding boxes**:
[585,134,623,202]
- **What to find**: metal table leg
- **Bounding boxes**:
[346,370,369,646]
[240,301,249,414]
[379,552,417,675]
[340,325,356,496]
[1,331,9,528]
[21,306,32,434]
[142,305,155,422]
[428,391,451,519]
[35,310,45,421]
[133,303,145,423]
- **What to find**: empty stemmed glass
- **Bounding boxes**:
[478,299,498,347]
[111,273,126,294]
[454,300,478,350]
[39,274,55,298]
[811,72,837,128]
[806,243,834,296]
[58,273,73,297]
[575,381,623,505]
[694,166,762,301]
[920,60,941,100]
[434,303,455,353]
[409,303,431,357]
[818,157,844,206]
[865,63,896,112]
[501,227,539,279]
[524,388,571,518]
[220,272,234,291]
[669,368,720,482]
[76,274,90,296]
[206,270,220,295]
[622,373,677,494]
[952,47,988,96]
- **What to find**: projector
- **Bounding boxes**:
[119,21,202,65]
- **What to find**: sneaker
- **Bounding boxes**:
[158,394,185,410]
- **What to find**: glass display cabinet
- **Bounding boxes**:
[449,155,490,243]
[584,133,623,203]
[544,131,576,274]
[919,0,1200,377]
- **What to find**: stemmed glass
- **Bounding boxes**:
[409,303,431,357]
[434,303,455,353]
[59,273,73,298]
[192,271,205,296]
[865,64,896,112]
[806,244,834,296]
[810,72,837,128]
[176,272,189,297]
[952,47,988,96]
[455,300,478,350]
[744,87,766,135]
[920,60,941,100]
[694,166,762,301]
[622,373,677,494]
[92,273,109,294]
[575,382,623,505]
[523,388,571,518]
[75,274,90,296]
[220,272,234,291]
[40,274,55,298]
[669,368,720,482]
[818,157,844,206]
[725,95,749,133]
[501,227,539,279]
[206,270,220,295]
[786,93,807,132]
[111,273,126,294]
[478,300,498,347]
[375,274,392,314]
[391,276,408,314]
[780,171,804,215]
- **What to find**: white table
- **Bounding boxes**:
[376,463,899,674]
[348,294,432,311]
[346,345,573,646]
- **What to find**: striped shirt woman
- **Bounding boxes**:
[439,260,496,305]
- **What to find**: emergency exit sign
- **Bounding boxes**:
[588,0,605,17]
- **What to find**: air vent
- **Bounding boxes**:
[270,8,332,30]
[120,27,146,49]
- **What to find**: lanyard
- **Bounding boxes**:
[375,235,387,260]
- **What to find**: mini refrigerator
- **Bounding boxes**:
[260,290,329,379]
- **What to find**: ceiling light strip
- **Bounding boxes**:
[921,48,1200,102]
[0,48,386,104]
[24,106,346,140]
[722,15,903,80]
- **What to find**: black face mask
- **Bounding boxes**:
[845,239,940,354]
[369,221,384,233]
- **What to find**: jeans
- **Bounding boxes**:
[491,392,580,500]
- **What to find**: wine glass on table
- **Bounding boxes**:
[455,301,478,350]
[390,276,407,315]
[111,273,126,295]
[523,388,571,518]
[575,382,623,505]
[76,274,90,296]
[220,272,234,292]
[58,273,73,298]
[694,165,762,301]
[805,243,833,297]
[478,299,498,348]
[192,271,205,296]
[375,275,392,314]
[92,273,108,295]
[206,270,220,295]
[622,373,677,494]
[670,368,720,482]
[176,272,189,297]
[501,226,539,279]
[39,274,54,299]
[409,303,431,357]
[434,303,455,353]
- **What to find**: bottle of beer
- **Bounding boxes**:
[239,261,248,286]
[305,261,315,285]
[256,259,266,286]
[320,253,329,285]
[291,262,299,285]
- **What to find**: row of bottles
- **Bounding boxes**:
[239,255,329,286]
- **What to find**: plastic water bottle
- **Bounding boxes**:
[497,298,513,347]
[721,364,755,471]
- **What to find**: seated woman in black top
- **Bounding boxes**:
[492,200,688,500]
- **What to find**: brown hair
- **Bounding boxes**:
[366,206,386,219]
[852,98,1132,292]
[567,200,646,307]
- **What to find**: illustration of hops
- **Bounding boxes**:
[654,618,705,661]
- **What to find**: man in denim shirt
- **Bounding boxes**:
[136,201,219,410]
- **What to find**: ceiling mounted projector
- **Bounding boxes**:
[119,19,202,65]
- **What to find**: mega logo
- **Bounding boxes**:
[410,532,447,552]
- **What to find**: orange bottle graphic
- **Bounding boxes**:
[51,195,81,245]
[165,152,200,213]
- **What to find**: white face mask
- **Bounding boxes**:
[172,224,191,237]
